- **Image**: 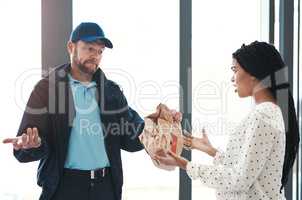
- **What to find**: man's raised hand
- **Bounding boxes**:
[2,127,41,150]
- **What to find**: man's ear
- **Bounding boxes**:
[67,41,74,55]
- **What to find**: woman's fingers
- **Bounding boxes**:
[202,133,209,143]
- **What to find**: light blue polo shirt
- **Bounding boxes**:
[64,74,110,170]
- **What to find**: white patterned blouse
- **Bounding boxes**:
[186,102,286,200]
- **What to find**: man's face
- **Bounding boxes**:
[69,40,105,75]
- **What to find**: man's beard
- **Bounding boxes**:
[72,49,98,75]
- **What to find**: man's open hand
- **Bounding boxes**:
[2,127,41,150]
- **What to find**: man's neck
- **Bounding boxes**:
[70,65,93,82]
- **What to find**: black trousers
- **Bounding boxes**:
[52,168,116,200]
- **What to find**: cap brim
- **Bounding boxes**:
[81,36,113,48]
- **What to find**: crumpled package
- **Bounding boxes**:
[139,104,184,170]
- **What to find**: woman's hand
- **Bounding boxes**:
[154,150,188,170]
[183,129,217,157]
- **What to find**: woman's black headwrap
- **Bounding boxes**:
[232,41,300,192]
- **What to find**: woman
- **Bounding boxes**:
[155,41,300,199]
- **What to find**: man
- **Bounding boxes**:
[3,22,145,200]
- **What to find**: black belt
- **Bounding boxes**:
[63,167,111,179]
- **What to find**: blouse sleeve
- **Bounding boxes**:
[186,111,279,192]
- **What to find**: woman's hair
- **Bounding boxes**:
[232,41,300,192]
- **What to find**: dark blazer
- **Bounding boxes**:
[13,64,145,200]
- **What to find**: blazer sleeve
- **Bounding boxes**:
[14,79,50,162]
[115,87,144,152]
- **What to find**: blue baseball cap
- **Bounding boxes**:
[70,22,113,48]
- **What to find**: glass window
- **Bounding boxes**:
[73,1,179,199]
[192,1,269,199]
[0,1,41,199]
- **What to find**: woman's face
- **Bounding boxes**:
[231,58,256,98]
